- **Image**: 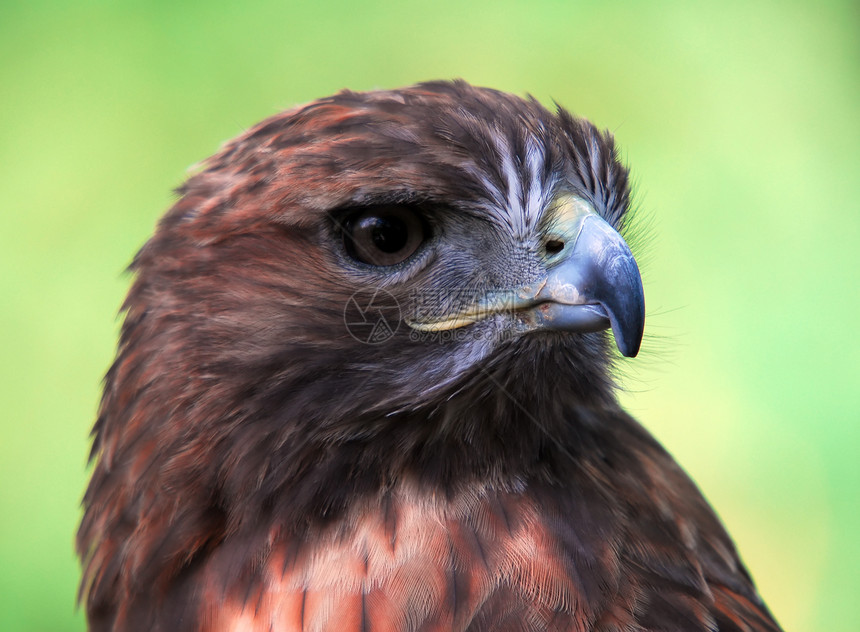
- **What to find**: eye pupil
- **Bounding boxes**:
[371,218,408,253]
[342,205,427,267]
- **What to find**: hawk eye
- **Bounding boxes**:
[342,206,426,267]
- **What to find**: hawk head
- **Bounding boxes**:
[78,81,777,632]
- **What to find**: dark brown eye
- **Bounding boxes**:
[342,206,426,266]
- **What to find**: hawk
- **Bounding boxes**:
[78,80,782,631]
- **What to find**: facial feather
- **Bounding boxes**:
[78,80,781,632]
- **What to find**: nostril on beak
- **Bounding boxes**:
[545,239,565,256]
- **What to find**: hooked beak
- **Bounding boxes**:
[406,196,645,357]
[524,199,645,357]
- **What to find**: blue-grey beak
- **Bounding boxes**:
[528,197,645,357]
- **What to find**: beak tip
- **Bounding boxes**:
[606,277,645,358]
[616,331,643,358]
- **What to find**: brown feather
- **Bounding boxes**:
[78,80,781,631]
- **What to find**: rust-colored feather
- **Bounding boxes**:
[78,80,782,631]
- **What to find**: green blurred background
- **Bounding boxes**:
[1,0,857,630]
